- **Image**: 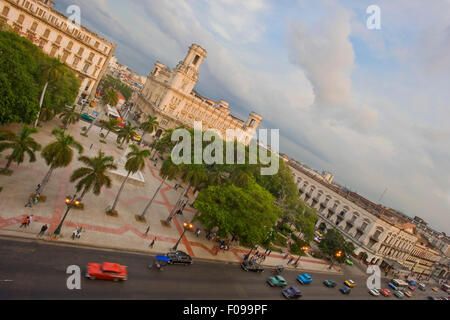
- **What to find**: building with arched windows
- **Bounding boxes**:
[134,44,262,145]
[0,0,116,101]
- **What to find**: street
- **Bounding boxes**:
[0,237,441,300]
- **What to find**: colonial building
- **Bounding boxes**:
[0,0,116,101]
[289,160,418,273]
[134,44,262,144]
[402,237,440,277]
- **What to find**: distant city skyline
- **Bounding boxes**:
[54,0,450,234]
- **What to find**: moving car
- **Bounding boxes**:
[394,290,405,299]
[369,289,380,297]
[380,289,392,297]
[408,285,416,291]
[345,259,353,266]
[344,280,356,288]
[432,287,439,293]
[388,282,398,291]
[81,113,95,122]
[241,260,264,273]
[418,283,426,291]
[282,286,302,299]
[86,262,128,281]
[297,273,312,284]
[267,275,288,287]
[323,280,337,288]
[403,290,412,298]
[340,286,351,294]
[133,133,141,141]
[167,251,193,265]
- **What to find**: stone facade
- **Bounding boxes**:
[0,0,116,101]
[402,238,440,277]
[134,44,262,145]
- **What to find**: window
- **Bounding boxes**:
[77,47,84,56]
[49,46,57,57]
[83,63,90,73]
[55,35,62,44]
[97,57,103,66]
[30,22,38,31]
[43,29,50,38]
[85,79,92,91]
[192,54,200,66]
[2,6,10,17]
[88,52,94,62]
[17,15,25,24]
[94,41,100,49]
[104,47,109,54]
[61,51,69,63]
[73,57,80,68]
[67,41,73,50]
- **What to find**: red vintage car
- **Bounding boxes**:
[380,289,392,297]
[86,262,128,281]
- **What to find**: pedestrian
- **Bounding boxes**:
[144,226,150,235]
[25,198,33,208]
[287,257,294,265]
[76,226,83,238]
[195,228,201,237]
[283,253,289,260]
[265,248,269,254]
[27,215,33,227]
[35,184,41,192]
[72,229,78,240]
[206,231,211,239]
[38,224,48,237]
[262,254,266,261]
[20,217,29,228]
[255,250,259,257]
[149,237,156,248]
[294,261,299,268]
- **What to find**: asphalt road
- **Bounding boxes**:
[0,237,444,300]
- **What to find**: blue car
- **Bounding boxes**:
[388,282,398,291]
[340,286,351,294]
[297,273,312,284]
[282,286,302,299]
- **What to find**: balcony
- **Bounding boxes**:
[305,192,312,199]
[346,220,355,227]
[313,196,321,203]
[370,234,380,242]
[329,206,337,213]
[357,226,366,233]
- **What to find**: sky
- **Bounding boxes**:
[54,0,450,234]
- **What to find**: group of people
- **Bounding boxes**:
[19,215,34,228]
[71,226,83,240]
[283,252,301,267]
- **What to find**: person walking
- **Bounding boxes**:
[20,217,29,228]
[149,237,156,248]
[38,224,48,237]
[195,228,201,237]
[283,253,289,260]
[72,229,78,240]
[27,215,33,227]
[287,257,294,265]
[76,226,83,238]
[25,197,33,208]
[144,226,150,236]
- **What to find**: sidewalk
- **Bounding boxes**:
[0,119,342,276]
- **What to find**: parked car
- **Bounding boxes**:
[408,285,416,291]
[388,282,398,291]
[340,286,351,294]
[85,262,127,281]
[394,290,405,299]
[345,259,353,266]
[403,290,412,298]
[380,289,392,297]
[282,286,302,299]
[323,279,337,288]
[81,113,95,122]
[297,273,312,284]
[432,287,439,293]
[167,251,192,265]
[241,261,264,273]
[418,283,426,291]
[369,289,380,297]
[344,280,356,288]
[267,275,288,287]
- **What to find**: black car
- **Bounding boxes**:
[282,286,302,299]
[167,251,192,265]
[340,286,351,295]
[241,261,264,273]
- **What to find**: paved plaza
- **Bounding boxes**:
[0,118,344,275]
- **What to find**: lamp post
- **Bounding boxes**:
[53,194,80,237]
[172,222,193,251]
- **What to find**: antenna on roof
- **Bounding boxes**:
[378,188,388,203]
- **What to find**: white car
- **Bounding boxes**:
[369,289,380,297]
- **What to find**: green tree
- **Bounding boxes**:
[99,76,132,100]
[70,150,117,201]
[319,228,356,263]
[101,118,119,139]
[139,156,181,220]
[102,87,119,106]
[139,115,159,145]
[194,180,281,247]
[0,125,41,174]
[117,121,138,147]
[109,145,150,213]
[38,128,83,195]
[59,105,80,130]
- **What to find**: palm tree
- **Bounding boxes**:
[139,115,159,145]
[109,145,150,213]
[102,87,119,106]
[166,163,208,222]
[116,122,138,147]
[151,128,175,159]
[0,126,41,174]
[59,105,80,130]
[37,128,83,195]
[139,156,181,220]
[101,118,119,139]
[70,151,117,201]
[35,60,65,127]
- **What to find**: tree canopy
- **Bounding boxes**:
[99,75,132,101]
[0,30,80,125]
[319,228,356,263]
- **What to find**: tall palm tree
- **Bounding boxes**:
[166,163,208,222]
[0,126,41,174]
[116,122,138,147]
[139,156,181,220]
[151,128,175,159]
[37,128,83,195]
[109,145,150,213]
[101,118,119,139]
[70,151,117,201]
[139,115,159,145]
[102,87,119,106]
[35,60,65,127]
[59,105,80,130]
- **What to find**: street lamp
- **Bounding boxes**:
[172,222,193,251]
[53,194,80,237]
[335,250,343,258]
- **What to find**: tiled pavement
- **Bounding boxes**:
[0,119,343,275]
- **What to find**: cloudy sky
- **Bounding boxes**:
[54,0,450,233]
